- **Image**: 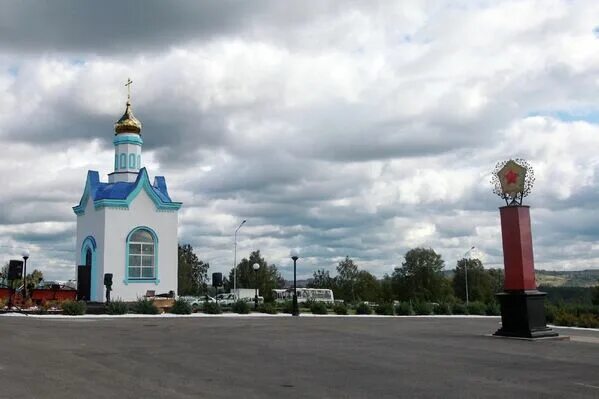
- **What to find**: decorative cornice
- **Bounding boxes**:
[113,135,143,146]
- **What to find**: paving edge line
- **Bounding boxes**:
[549,324,599,333]
[0,313,501,319]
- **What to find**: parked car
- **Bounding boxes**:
[215,293,237,306]
[179,295,215,310]
[240,295,264,304]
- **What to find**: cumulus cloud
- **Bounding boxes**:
[1,0,599,280]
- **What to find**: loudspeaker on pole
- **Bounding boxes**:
[212,272,223,288]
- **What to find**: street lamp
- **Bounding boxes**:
[290,249,300,316]
[464,246,475,306]
[252,263,260,310]
[233,220,246,296]
[22,249,30,300]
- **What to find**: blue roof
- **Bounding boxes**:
[73,168,181,215]
[94,180,172,202]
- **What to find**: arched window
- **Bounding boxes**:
[120,153,127,169]
[129,153,136,169]
[114,154,118,170]
[137,155,141,169]
[127,227,157,280]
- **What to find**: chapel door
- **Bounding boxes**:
[76,249,92,301]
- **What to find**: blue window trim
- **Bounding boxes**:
[137,155,141,169]
[81,236,98,300]
[120,153,127,169]
[114,154,118,170]
[123,226,160,285]
[129,153,136,169]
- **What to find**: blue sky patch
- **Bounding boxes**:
[528,110,599,124]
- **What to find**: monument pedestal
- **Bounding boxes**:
[494,290,557,338]
[493,206,557,338]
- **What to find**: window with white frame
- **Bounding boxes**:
[128,229,155,279]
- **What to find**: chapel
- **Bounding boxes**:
[73,82,181,301]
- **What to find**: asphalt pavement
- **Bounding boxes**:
[0,316,598,398]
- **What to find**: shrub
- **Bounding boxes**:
[545,304,557,323]
[554,310,577,327]
[258,302,278,314]
[231,300,250,314]
[375,303,395,316]
[434,302,452,315]
[576,313,599,328]
[310,301,328,315]
[305,299,316,308]
[395,302,414,316]
[355,302,372,315]
[170,299,193,315]
[39,300,59,314]
[36,299,49,315]
[413,301,433,315]
[485,302,501,316]
[131,298,160,314]
[106,299,128,315]
[61,300,87,316]
[452,303,468,315]
[467,301,487,315]
[280,300,296,314]
[203,302,222,314]
[333,303,348,315]
[22,298,34,309]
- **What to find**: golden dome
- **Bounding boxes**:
[114,100,142,135]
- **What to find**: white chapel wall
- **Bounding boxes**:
[102,188,179,301]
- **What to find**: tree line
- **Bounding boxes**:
[177,244,285,301]
[177,244,507,305]
[309,248,505,305]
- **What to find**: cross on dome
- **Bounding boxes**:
[114,78,142,135]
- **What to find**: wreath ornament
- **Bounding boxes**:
[491,159,535,206]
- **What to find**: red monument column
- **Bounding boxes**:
[500,206,536,291]
[492,160,556,338]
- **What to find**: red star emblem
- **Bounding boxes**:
[505,169,519,184]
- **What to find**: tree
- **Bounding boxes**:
[26,269,44,292]
[487,268,504,294]
[0,263,42,291]
[379,274,394,303]
[0,263,7,286]
[336,256,359,302]
[178,244,210,296]
[392,248,450,302]
[354,270,381,303]
[592,280,599,306]
[453,258,493,303]
[228,250,285,302]
[308,269,336,290]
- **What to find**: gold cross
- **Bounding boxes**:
[125,78,133,101]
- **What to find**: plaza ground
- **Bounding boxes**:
[0,316,598,398]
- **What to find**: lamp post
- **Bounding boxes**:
[233,220,246,296]
[252,263,260,310]
[22,249,30,300]
[464,246,475,307]
[290,249,299,316]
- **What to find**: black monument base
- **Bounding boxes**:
[494,290,558,339]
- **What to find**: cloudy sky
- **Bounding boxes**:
[1,0,599,281]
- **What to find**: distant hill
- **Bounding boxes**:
[535,269,599,287]
[443,269,599,287]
